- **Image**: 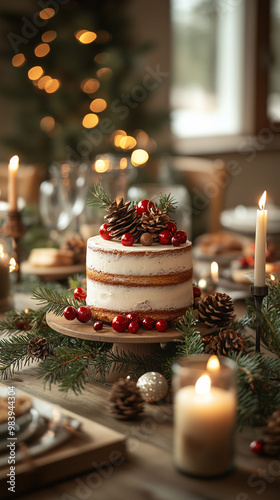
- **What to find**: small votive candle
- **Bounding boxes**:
[0,236,12,312]
[172,355,237,478]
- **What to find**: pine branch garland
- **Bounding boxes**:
[32,285,81,316]
[87,183,113,210]
[158,193,178,214]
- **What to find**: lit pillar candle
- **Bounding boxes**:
[0,243,11,311]
[173,356,236,478]
[8,155,19,211]
[254,191,267,287]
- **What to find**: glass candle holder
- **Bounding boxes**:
[172,354,237,478]
[0,235,13,312]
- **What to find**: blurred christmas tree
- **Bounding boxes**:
[0,0,168,168]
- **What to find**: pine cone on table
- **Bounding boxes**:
[60,234,86,264]
[28,336,50,359]
[105,198,141,241]
[196,292,234,328]
[138,206,171,240]
[108,378,144,420]
[262,409,280,456]
[205,329,247,355]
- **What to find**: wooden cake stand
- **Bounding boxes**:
[46,312,182,382]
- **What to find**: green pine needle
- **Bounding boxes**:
[32,285,82,316]
[158,193,178,214]
[87,182,113,210]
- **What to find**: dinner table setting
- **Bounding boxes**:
[0,156,280,500]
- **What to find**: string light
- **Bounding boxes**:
[28,66,44,80]
[131,149,149,166]
[41,30,57,42]
[34,43,50,57]
[90,98,107,112]
[82,113,99,128]
[45,79,60,93]
[39,8,55,20]
[12,53,25,67]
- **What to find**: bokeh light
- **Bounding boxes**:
[45,78,60,93]
[38,75,52,90]
[131,149,149,166]
[96,67,112,80]
[41,30,57,43]
[40,116,55,133]
[28,66,44,80]
[12,53,25,67]
[119,136,137,150]
[94,158,109,173]
[34,43,50,57]
[112,130,126,147]
[81,78,100,94]
[90,98,107,112]
[82,113,99,128]
[75,30,97,44]
[120,157,128,169]
[94,52,110,64]
[39,8,55,20]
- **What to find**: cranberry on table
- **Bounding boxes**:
[176,231,187,244]
[171,234,181,247]
[93,320,103,331]
[121,233,134,246]
[128,321,139,333]
[136,199,155,215]
[73,287,87,300]
[99,223,112,240]
[126,313,140,324]
[63,306,77,321]
[193,286,202,298]
[77,306,92,323]
[112,315,128,332]
[156,319,168,332]
[167,222,177,234]
[158,229,172,245]
[142,317,154,330]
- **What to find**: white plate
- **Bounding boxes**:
[221,205,280,234]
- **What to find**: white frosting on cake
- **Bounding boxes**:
[87,235,192,276]
[86,280,193,312]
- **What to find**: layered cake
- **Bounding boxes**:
[86,235,193,322]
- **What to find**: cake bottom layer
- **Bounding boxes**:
[86,279,193,322]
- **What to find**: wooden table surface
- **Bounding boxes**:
[1,294,279,500]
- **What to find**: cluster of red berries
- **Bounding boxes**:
[99,199,187,248]
[112,313,168,333]
[63,287,92,323]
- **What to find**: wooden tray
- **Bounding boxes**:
[0,386,126,498]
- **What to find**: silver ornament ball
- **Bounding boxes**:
[137,371,168,403]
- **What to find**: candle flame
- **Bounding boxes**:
[258,191,267,210]
[0,244,5,259]
[195,374,211,395]
[9,155,19,172]
[9,257,18,273]
[210,261,219,283]
[207,355,220,371]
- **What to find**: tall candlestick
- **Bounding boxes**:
[254,191,267,286]
[8,155,19,211]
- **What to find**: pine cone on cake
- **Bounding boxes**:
[60,234,86,264]
[196,292,234,328]
[138,206,171,240]
[28,336,50,359]
[205,329,247,355]
[105,198,141,241]
[262,409,280,456]
[108,377,144,420]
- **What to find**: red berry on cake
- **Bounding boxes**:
[176,231,187,244]
[128,320,139,333]
[193,286,202,298]
[142,317,154,330]
[77,306,92,323]
[156,319,168,332]
[121,233,134,246]
[136,199,155,215]
[158,230,172,245]
[112,315,128,332]
[63,306,77,321]
[99,223,112,240]
[167,222,177,234]
[73,287,87,300]
[126,313,140,324]
[171,234,181,247]
[93,320,103,331]
[250,439,264,455]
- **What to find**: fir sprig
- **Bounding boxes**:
[87,182,113,210]
[32,285,82,316]
[158,193,178,214]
